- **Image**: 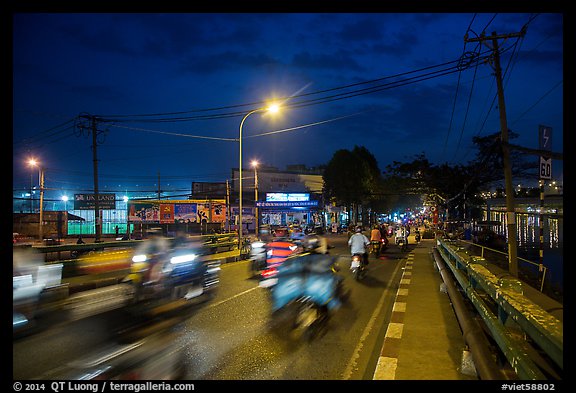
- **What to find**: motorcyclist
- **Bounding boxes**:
[348,226,370,266]
[271,234,347,314]
[134,230,170,285]
[370,225,383,256]
[414,228,421,243]
[381,224,390,248]
[395,225,409,249]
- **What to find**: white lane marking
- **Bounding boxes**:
[342,260,405,380]
[204,286,259,310]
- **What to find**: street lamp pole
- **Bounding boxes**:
[252,160,259,237]
[28,158,44,240]
[239,108,261,250]
[238,105,279,250]
[38,168,45,241]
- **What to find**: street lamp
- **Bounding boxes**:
[28,159,44,241]
[251,160,259,237]
[62,195,69,211]
[238,104,279,250]
[28,158,37,213]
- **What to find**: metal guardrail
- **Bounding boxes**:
[27,233,244,277]
[455,239,548,292]
[435,238,562,379]
[32,232,240,254]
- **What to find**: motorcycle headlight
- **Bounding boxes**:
[132,254,147,263]
[170,253,197,264]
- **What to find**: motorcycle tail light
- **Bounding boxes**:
[261,267,277,278]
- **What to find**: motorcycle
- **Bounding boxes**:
[123,240,220,307]
[350,253,367,281]
[13,248,68,337]
[56,313,188,380]
[269,252,344,340]
[248,239,268,276]
[370,237,388,257]
[396,236,408,252]
[258,238,302,289]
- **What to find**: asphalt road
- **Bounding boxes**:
[13,233,413,380]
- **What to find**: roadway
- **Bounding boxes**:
[13,232,476,381]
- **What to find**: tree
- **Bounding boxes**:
[323,146,382,226]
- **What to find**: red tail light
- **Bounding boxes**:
[261,268,277,278]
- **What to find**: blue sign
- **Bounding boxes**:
[256,200,318,208]
[266,192,310,202]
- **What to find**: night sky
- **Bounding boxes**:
[11,11,565,199]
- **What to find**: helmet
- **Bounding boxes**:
[355,226,362,233]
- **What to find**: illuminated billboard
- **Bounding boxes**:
[265,193,310,202]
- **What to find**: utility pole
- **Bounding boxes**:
[157,172,161,200]
[226,180,231,233]
[466,30,526,277]
[38,169,45,241]
[78,113,106,243]
[91,116,102,243]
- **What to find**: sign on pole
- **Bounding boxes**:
[538,125,552,180]
[539,157,552,180]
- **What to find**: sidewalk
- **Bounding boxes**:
[373,237,478,380]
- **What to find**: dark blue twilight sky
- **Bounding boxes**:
[12,12,565,198]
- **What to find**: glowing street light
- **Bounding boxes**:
[27,158,38,213]
[61,195,69,211]
[28,158,45,241]
[238,104,280,250]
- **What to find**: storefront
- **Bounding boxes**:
[256,192,322,229]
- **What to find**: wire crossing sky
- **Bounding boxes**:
[12,12,565,195]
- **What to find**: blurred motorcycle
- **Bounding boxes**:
[13,247,68,337]
[396,236,408,252]
[269,252,345,340]
[57,316,187,380]
[248,239,267,277]
[350,253,367,281]
[123,238,220,306]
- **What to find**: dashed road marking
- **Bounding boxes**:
[372,252,414,380]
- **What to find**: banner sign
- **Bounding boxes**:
[211,203,226,223]
[174,204,197,223]
[128,202,159,222]
[159,203,174,224]
[256,200,318,208]
[74,193,116,210]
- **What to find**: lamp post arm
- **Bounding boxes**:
[238,108,264,250]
